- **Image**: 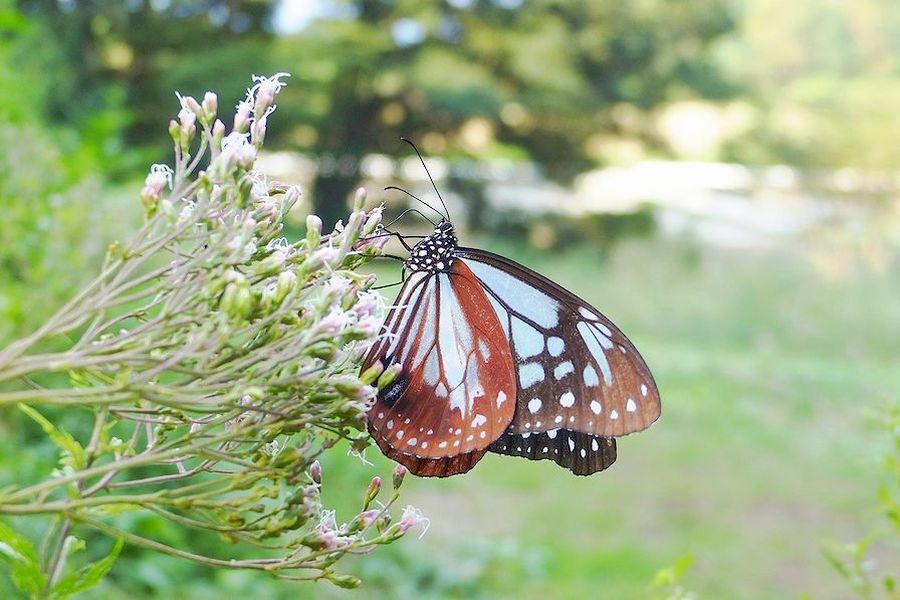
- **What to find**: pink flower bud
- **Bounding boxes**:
[178,93,202,115]
[363,476,381,508]
[392,464,407,490]
[306,214,322,248]
[212,119,225,146]
[359,509,380,528]
[202,91,218,119]
[309,460,322,485]
[234,100,252,133]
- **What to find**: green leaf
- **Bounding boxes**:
[49,538,123,599]
[0,520,46,597]
[17,403,87,471]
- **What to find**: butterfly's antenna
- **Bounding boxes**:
[384,185,446,222]
[400,137,451,221]
[383,207,437,229]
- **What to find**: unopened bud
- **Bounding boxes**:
[327,574,361,589]
[363,476,381,509]
[377,363,402,391]
[282,185,301,213]
[359,361,385,385]
[202,91,218,121]
[168,119,180,143]
[212,119,225,148]
[179,94,202,116]
[392,464,407,490]
[306,214,322,248]
[309,460,322,485]
[363,205,384,235]
[251,115,267,146]
[234,101,252,133]
[275,269,297,302]
[353,186,367,211]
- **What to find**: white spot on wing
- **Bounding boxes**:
[471,414,487,428]
[496,390,507,407]
[641,384,648,396]
[590,401,602,415]
[567,438,575,451]
[626,398,637,412]
[528,398,542,413]
[547,429,558,439]
[511,317,544,359]
[519,363,545,388]
[610,409,619,420]
[553,361,574,380]
[591,438,599,451]
[583,365,600,387]
[559,391,575,408]
[547,336,565,357]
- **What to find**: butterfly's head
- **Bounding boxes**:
[406,219,457,274]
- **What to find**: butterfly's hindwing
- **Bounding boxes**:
[489,430,617,476]
[456,248,661,438]
[364,260,516,467]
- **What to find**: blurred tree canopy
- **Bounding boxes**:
[11,0,900,227]
[17,0,736,225]
[271,0,736,224]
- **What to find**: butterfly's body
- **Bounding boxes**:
[364,216,660,477]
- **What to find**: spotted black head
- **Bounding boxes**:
[405,220,458,274]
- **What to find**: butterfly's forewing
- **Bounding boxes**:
[455,248,661,438]
[364,260,516,475]
[489,431,617,476]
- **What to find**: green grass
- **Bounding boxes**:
[323,235,899,599]
[6,234,899,599]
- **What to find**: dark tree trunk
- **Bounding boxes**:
[312,174,357,231]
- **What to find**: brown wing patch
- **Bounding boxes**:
[365,261,516,462]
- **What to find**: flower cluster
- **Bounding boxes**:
[0,75,414,593]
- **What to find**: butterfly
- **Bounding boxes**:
[362,141,660,477]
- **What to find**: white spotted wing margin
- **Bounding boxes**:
[455,247,661,441]
[363,261,517,477]
[489,430,617,476]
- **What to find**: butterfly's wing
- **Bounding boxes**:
[489,430,617,476]
[455,247,660,441]
[363,260,517,476]
[372,433,488,477]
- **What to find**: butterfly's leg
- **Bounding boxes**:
[372,266,406,290]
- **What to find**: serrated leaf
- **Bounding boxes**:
[18,403,87,471]
[49,538,123,599]
[0,520,46,596]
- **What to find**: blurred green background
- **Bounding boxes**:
[1,0,899,598]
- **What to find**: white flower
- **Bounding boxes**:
[144,164,173,190]
[251,72,290,113]
[317,307,349,335]
[355,290,384,318]
[178,200,196,223]
[398,505,430,538]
